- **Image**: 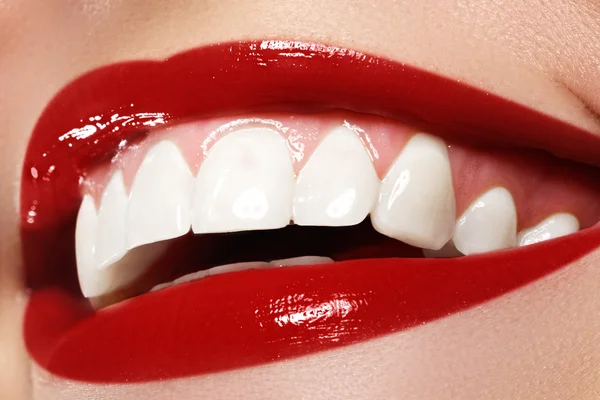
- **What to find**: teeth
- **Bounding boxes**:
[79,120,563,301]
[95,172,128,269]
[270,256,334,266]
[293,126,379,226]
[371,134,456,250]
[192,128,295,233]
[77,194,167,298]
[518,213,579,246]
[174,261,269,285]
[94,241,169,297]
[454,187,517,255]
[151,261,270,292]
[151,256,335,293]
[422,240,463,258]
[75,195,100,297]
[206,261,270,276]
[127,141,194,248]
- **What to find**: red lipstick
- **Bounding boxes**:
[21,40,600,383]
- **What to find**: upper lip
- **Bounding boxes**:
[21,39,600,383]
[22,40,600,231]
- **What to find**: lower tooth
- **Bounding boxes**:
[151,257,335,293]
[153,261,270,292]
[270,256,334,266]
[518,213,579,246]
[206,261,270,276]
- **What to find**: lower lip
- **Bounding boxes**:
[25,225,600,383]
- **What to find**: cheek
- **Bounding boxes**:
[32,250,600,400]
[0,269,30,400]
[0,81,32,400]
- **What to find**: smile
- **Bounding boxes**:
[21,40,600,383]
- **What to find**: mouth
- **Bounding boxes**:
[21,40,600,383]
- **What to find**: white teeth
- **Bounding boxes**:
[293,126,379,226]
[270,256,334,266]
[422,240,463,258]
[75,195,100,298]
[174,261,269,284]
[76,193,168,298]
[151,261,270,292]
[192,128,295,233]
[81,118,575,301]
[371,134,456,250]
[150,256,335,293]
[206,261,270,276]
[95,172,128,269]
[94,241,169,297]
[127,141,194,248]
[518,213,579,246]
[454,187,517,255]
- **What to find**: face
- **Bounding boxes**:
[2,1,600,399]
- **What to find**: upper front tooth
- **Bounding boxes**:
[192,128,295,234]
[95,171,128,269]
[453,187,517,255]
[518,213,579,246]
[127,140,194,249]
[293,126,379,226]
[371,133,456,250]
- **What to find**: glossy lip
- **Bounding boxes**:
[21,40,600,383]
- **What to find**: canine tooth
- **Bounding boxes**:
[94,242,169,298]
[422,240,463,258]
[76,195,99,298]
[454,187,517,255]
[192,128,295,233]
[270,256,334,266]
[293,126,379,226]
[371,134,456,250]
[77,195,166,298]
[95,171,128,269]
[127,141,194,249]
[518,213,579,246]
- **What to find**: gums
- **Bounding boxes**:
[21,40,600,383]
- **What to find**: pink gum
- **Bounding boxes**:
[83,112,600,232]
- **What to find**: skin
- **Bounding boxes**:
[1,0,600,398]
